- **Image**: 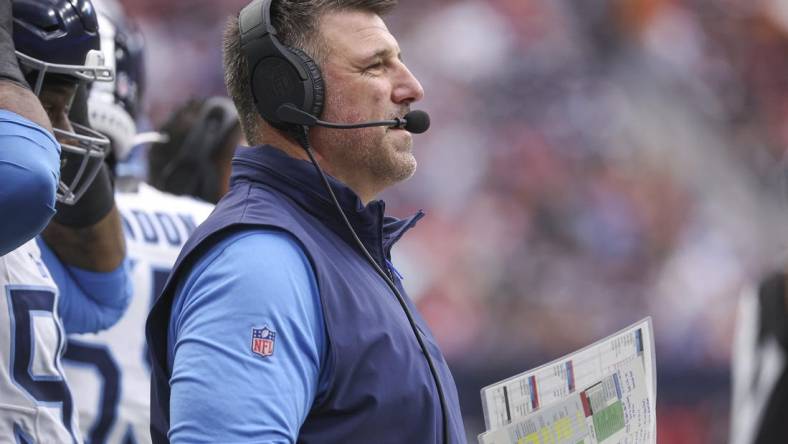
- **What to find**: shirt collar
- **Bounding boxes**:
[229,145,424,258]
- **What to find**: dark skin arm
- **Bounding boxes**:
[2,0,123,269]
[41,208,125,272]
[0,81,53,133]
[1,82,125,271]
[1,82,125,270]
[38,82,126,272]
[0,0,50,132]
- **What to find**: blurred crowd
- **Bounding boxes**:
[119,0,788,441]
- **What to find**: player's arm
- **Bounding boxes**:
[41,201,126,271]
[34,84,130,333]
[36,236,132,333]
[168,229,327,443]
[0,0,60,255]
[0,0,51,132]
[40,83,126,272]
[0,78,52,131]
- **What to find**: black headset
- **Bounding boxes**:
[153,96,239,203]
[239,0,324,134]
[237,2,451,443]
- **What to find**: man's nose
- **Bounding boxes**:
[51,111,80,147]
[392,62,425,105]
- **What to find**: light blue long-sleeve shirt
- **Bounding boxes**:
[37,237,132,334]
[167,228,329,443]
[0,110,60,256]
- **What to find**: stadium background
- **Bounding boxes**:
[117,0,788,441]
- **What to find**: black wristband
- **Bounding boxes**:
[53,162,115,228]
[0,0,30,90]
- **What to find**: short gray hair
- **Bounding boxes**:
[223,0,398,144]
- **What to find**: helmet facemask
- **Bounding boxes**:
[17,49,115,205]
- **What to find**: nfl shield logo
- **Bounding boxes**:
[252,326,276,358]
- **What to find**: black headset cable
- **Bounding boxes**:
[299,133,450,444]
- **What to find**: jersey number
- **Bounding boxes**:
[8,287,76,443]
[63,341,120,444]
[64,266,169,444]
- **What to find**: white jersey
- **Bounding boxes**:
[62,183,213,444]
[0,239,83,444]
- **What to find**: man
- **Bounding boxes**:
[59,4,241,443]
[0,0,131,442]
[730,163,788,443]
[67,95,238,444]
[146,0,466,443]
[730,276,788,444]
[66,91,240,441]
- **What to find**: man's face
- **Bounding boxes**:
[38,79,78,136]
[310,10,425,197]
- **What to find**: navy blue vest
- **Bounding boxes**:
[146,146,466,444]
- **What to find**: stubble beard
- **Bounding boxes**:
[314,119,418,192]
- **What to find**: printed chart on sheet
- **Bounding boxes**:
[478,317,656,444]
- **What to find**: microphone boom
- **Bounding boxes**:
[276,104,430,134]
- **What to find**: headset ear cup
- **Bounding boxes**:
[287,47,324,118]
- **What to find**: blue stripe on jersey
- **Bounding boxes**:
[0,110,60,256]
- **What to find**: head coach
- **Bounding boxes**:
[145,0,467,443]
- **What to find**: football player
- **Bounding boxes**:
[61,2,242,442]
[0,0,131,442]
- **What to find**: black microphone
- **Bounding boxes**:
[400,110,429,134]
[276,104,430,134]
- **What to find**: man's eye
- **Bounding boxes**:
[365,62,383,71]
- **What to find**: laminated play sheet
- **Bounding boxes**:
[478,317,656,444]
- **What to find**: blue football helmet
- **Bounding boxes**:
[88,0,152,162]
[13,0,115,205]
